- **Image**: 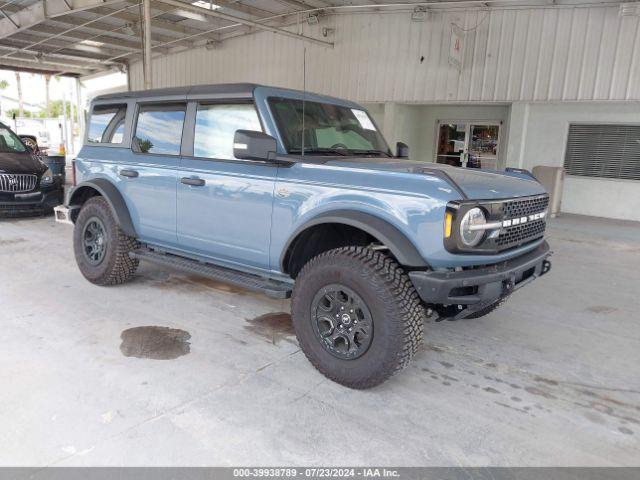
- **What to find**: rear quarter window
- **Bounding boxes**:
[87,104,127,144]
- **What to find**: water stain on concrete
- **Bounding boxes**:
[426,344,446,353]
[525,386,557,399]
[577,400,640,425]
[495,401,530,415]
[185,275,246,294]
[618,427,633,435]
[150,274,247,295]
[484,387,500,394]
[0,238,25,246]
[224,333,249,346]
[587,305,618,315]
[583,411,606,425]
[120,326,191,360]
[244,312,294,345]
[439,361,454,369]
[534,376,559,386]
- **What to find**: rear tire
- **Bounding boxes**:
[291,246,425,389]
[73,196,139,286]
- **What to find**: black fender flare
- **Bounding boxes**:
[280,210,429,271]
[69,178,137,237]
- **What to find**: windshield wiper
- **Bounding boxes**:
[289,147,350,156]
[350,149,392,157]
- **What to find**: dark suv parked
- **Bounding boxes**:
[0,122,63,217]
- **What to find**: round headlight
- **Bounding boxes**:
[460,207,486,247]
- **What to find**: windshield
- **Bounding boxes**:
[0,126,27,153]
[268,97,391,157]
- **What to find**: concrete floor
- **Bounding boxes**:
[0,213,638,467]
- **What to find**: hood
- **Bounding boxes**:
[324,158,546,199]
[0,152,47,176]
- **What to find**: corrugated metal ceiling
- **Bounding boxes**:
[0,0,631,76]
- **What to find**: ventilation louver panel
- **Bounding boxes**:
[564,124,640,181]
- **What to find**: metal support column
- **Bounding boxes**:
[75,77,84,144]
[61,80,68,155]
[142,0,152,90]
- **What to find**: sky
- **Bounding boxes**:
[0,69,127,108]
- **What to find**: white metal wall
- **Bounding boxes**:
[128,5,640,102]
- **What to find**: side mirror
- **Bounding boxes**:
[396,141,409,158]
[233,130,277,161]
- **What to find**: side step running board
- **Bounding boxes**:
[130,248,292,299]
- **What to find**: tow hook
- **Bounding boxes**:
[503,277,515,292]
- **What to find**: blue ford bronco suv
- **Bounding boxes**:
[55,84,551,388]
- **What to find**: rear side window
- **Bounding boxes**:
[87,104,127,144]
[133,104,186,155]
[193,104,261,159]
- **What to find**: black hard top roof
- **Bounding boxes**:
[93,83,261,102]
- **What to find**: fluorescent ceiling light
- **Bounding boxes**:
[80,39,105,47]
[192,1,221,9]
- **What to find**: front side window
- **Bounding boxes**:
[268,97,390,156]
[87,104,127,144]
[194,104,262,159]
[134,104,186,155]
[0,126,26,153]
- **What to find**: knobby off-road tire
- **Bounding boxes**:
[291,246,425,389]
[73,196,139,286]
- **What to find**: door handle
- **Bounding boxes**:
[119,169,139,178]
[181,177,205,187]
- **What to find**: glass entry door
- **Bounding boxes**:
[469,124,499,170]
[436,122,501,170]
[436,123,466,167]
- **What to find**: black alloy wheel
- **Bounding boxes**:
[311,284,373,360]
[82,217,107,265]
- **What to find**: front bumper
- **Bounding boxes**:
[409,241,552,307]
[0,187,63,218]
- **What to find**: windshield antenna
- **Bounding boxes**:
[302,46,306,157]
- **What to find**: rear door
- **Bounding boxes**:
[119,102,186,246]
[177,101,277,271]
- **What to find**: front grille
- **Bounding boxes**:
[496,194,549,249]
[496,219,546,248]
[502,195,549,219]
[0,174,37,193]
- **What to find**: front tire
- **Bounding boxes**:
[73,196,139,286]
[291,247,425,389]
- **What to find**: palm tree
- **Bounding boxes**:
[44,74,51,117]
[0,79,8,116]
[15,71,23,117]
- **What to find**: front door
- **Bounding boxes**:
[436,121,501,169]
[177,102,276,271]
